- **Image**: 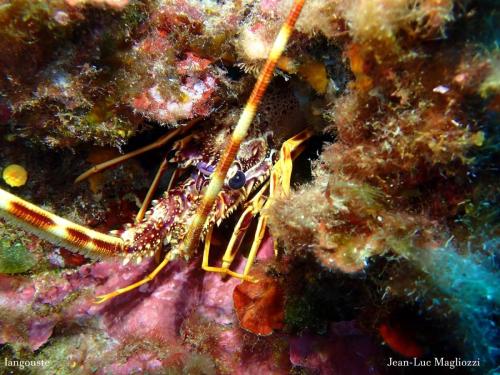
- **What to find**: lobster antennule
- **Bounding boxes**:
[0,188,124,259]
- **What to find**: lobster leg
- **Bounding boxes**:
[74,119,200,183]
[221,181,270,269]
[272,129,312,198]
[76,121,195,223]
[135,157,169,223]
[95,251,174,304]
[136,132,195,222]
[201,181,269,281]
[136,164,188,223]
[135,130,197,222]
[202,129,313,279]
[241,129,312,273]
[201,226,255,281]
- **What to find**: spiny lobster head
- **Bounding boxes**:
[172,122,276,226]
[171,79,306,224]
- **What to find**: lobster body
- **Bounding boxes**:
[121,121,277,263]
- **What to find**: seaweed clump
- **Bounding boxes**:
[267,0,499,369]
[268,0,494,277]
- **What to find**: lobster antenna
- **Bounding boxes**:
[181,0,306,255]
[0,188,124,259]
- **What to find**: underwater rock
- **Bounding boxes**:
[28,319,56,351]
[97,259,203,343]
[0,247,286,370]
[290,321,382,374]
[132,74,218,124]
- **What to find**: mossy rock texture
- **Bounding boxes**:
[0,240,36,274]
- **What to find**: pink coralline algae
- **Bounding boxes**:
[100,352,172,375]
[132,50,217,123]
[132,74,217,123]
[96,259,202,343]
[0,235,381,373]
[28,319,56,351]
[0,247,293,372]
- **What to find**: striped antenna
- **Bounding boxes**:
[181,0,306,256]
[0,188,124,259]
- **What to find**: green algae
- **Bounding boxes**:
[0,240,36,274]
[480,56,500,98]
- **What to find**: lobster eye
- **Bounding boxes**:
[228,170,246,189]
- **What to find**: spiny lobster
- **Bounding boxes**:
[0,0,309,304]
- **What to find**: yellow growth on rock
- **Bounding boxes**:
[298,60,328,94]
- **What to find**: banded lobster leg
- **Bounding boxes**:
[0,188,124,259]
[202,129,313,280]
